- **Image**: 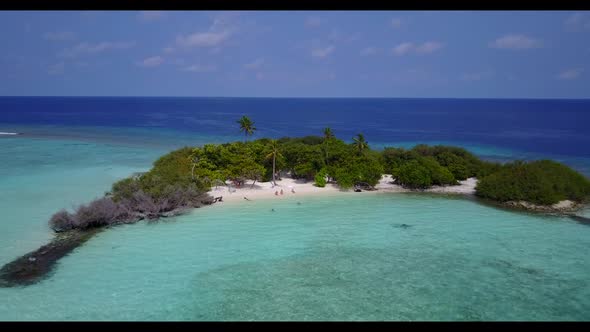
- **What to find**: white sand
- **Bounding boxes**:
[207,175,478,205]
[426,177,477,195]
[506,199,577,212]
[552,200,575,209]
[207,177,349,205]
[375,175,477,194]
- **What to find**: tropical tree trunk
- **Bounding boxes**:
[251,178,257,189]
[272,154,276,185]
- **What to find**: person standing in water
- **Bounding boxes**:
[280,189,284,195]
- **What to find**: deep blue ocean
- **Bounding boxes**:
[1,97,588,154]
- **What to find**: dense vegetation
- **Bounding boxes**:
[48,117,590,232]
[188,133,384,189]
[475,160,590,205]
[382,144,500,189]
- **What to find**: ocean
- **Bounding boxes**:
[1,97,589,320]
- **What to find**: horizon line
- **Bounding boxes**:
[2,95,590,100]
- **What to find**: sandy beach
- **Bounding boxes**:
[207,174,478,205]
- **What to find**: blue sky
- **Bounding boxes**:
[1,10,589,98]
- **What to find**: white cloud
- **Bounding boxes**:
[311,45,335,58]
[48,62,65,75]
[138,11,165,22]
[392,41,443,56]
[176,31,230,48]
[163,47,175,54]
[244,58,265,70]
[392,42,415,56]
[415,41,443,54]
[175,14,237,49]
[137,56,164,67]
[44,31,76,41]
[305,16,322,28]
[59,41,136,58]
[391,18,403,28]
[360,46,378,56]
[183,64,216,72]
[557,68,583,80]
[489,34,542,50]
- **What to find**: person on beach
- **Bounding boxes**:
[291,188,295,193]
[280,189,284,195]
[275,191,279,196]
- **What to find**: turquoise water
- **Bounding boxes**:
[1,193,589,320]
[1,132,590,320]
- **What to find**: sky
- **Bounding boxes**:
[0,10,589,98]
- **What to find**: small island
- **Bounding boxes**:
[1,116,589,287]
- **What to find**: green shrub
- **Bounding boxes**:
[331,166,355,189]
[396,160,432,189]
[314,169,327,187]
[475,160,590,205]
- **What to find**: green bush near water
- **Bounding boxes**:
[475,160,590,205]
[314,169,327,187]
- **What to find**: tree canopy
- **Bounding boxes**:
[475,160,590,205]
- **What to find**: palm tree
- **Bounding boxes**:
[352,133,369,155]
[322,127,334,165]
[237,115,256,143]
[323,127,335,141]
[265,139,283,186]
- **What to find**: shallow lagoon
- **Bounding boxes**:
[1,190,589,320]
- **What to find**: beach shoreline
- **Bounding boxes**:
[207,175,586,215]
[206,174,478,206]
